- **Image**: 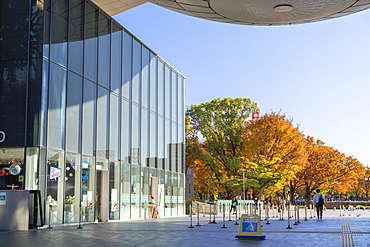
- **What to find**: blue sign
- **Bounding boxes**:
[0,193,6,205]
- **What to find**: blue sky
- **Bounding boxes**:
[114,4,370,166]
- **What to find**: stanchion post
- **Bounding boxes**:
[188,205,194,228]
[221,204,227,228]
[293,205,298,225]
[208,203,212,224]
[77,203,83,229]
[234,205,239,225]
[211,202,217,224]
[297,205,301,224]
[309,203,313,219]
[228,202,232,221]
[196,203,201,226]
[266,204,270,225]
[47,204,53,229]
[286,205,292,229]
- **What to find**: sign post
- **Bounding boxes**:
[235,214,266,240]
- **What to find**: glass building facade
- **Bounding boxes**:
[0,0,185,224]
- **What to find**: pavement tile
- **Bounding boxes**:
[1,209,370,246]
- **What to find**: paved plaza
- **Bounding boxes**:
[1,208,370,246]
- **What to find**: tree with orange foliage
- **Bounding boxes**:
[241,112,307,200]
[294,136,365,204]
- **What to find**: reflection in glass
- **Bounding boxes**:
[47,64,66,150]
[64,152,81,223]
[81,155,95,222]
[120,162,130,220]
[46,150,65,225]
[50,0,68,67]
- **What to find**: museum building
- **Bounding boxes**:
[0,0,185,226]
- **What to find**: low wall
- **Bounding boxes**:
[324,201,370,209]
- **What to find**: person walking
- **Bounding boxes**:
[313,189,325,220]
[230,196,238,214]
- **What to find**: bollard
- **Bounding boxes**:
[293,205,298,225]
[297,205,301,224]
[234,206,239,225]
[339,205,343,217]
[286,205,292,229]
[211,203,217,224]
[304,205,308,221]
[221,204,227,228]
[196,203,201,226]
[309,204,313,219]
[188,205,194,228]
[77,203,83,229]
[333,207,336,211]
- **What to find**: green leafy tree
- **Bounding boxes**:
[186,97,259,198]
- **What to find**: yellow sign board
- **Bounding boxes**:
[235,214,266,240]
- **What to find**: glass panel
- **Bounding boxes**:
[96,86,108,158]
[109,93,120,161]
[132,40,141,104]
[68,0,84,75]
[84,2,98,82]
[131,165,140,219]
[82,79,96,156]
[164,119,171,171]
[47,64,66,150]
[46,149,65,225]
[149,54,157,112]
[164,171,172,216]
[27,58,43,146]
[120,162,130,220]
[122,32,132,99]
[0,148,25,190]
[157,170,165,217]
[171,72,178,123]
[40,59,49,147]
[141,166,149,218]
[121,98,130,163]
[98,13,110,89]
[171,123,178,172]
[50,0,68,67]
[164,65,171,119]
[109,161,120,220]
[172,172,178,216]
[179,174,185,215]
[64,152,81,223]
[141,108,148,167]
[158,116,165,170]
[149,112,157,168]
[0,1,28,149]
[141,47,149,109]
[43,0,51,58]
[131,103,140,165]
[81,155,95,222]
[111,26,122,94]
[66,72,82,153]
[157,60,164,116]
[25,147,39,190]
[178,76,185,127]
